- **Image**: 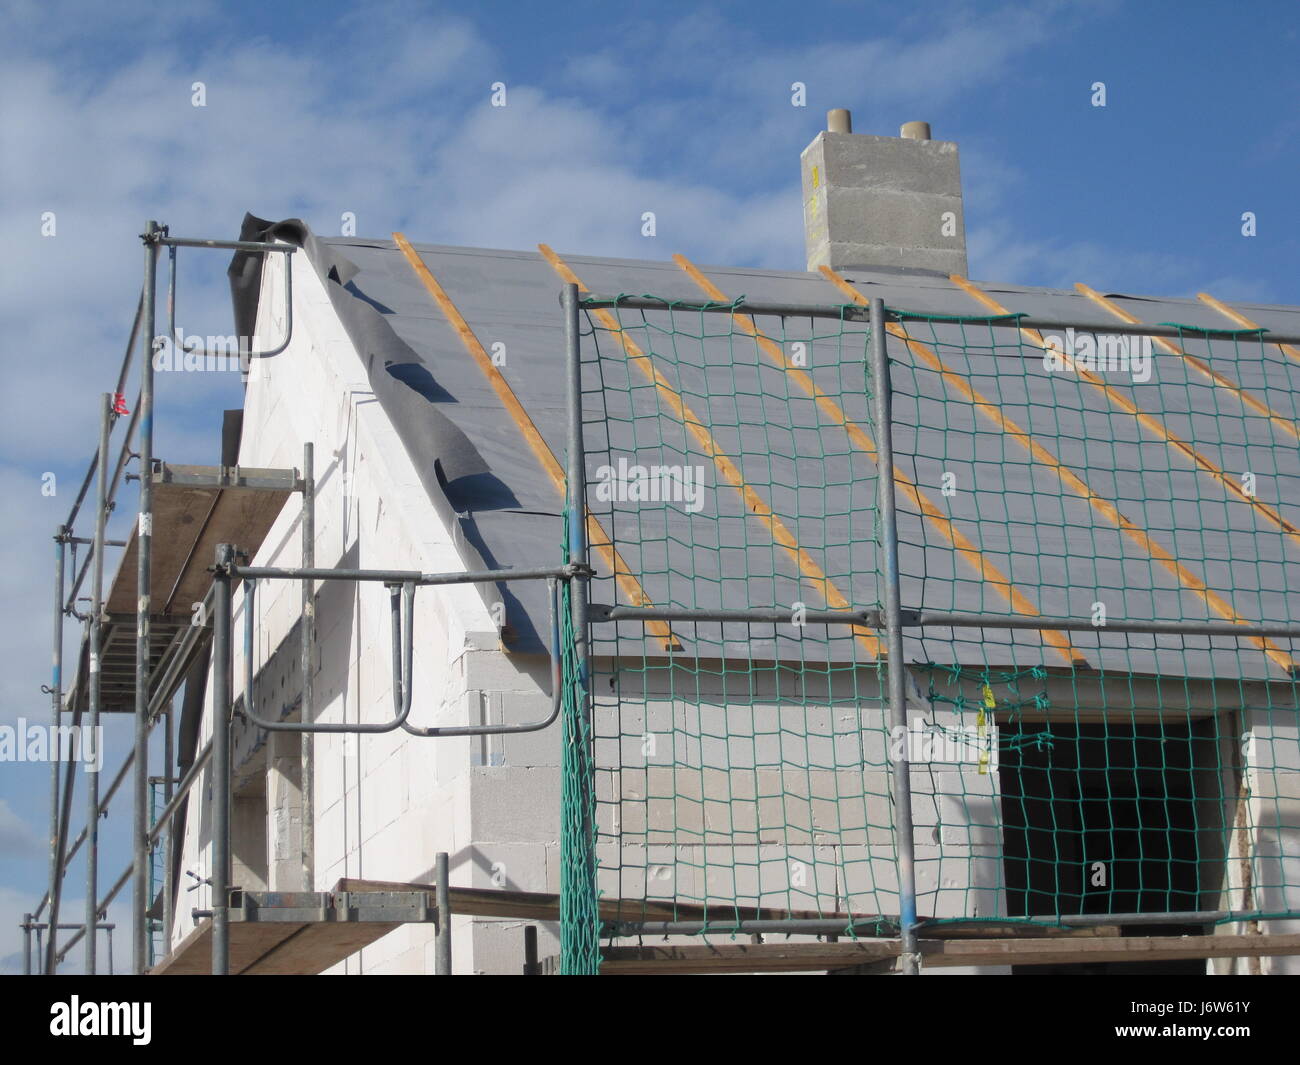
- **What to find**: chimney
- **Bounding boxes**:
[801,111,967,275]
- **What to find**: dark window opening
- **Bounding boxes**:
[998,719,1227,975]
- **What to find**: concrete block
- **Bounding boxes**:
[359,749,405,840]
[469,919,559,976]
[461,646,550,694]
[467,765,561,843]
[460,841,554,894]
[822,188,963,250]
[315,795,348,870]
[802,130,967,275]
[267,731,304,891]
[819,132,962,196]
[815,241,969,276]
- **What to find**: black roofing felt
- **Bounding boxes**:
[231,216,1300,680]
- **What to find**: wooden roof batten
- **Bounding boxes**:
[539,244,885,659]
[678,254,1088,669]
[939,273,1298,678]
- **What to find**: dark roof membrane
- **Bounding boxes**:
[230,216,1300,679]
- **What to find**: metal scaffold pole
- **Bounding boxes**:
[561,281,598,969]
[563,281,588,654]
[44,526,66,975]
[86,393,111,973]
[163,701,174,951]
[564,280,589,684]
[211,543,234,975]
[300,441,315,892]
[133,221,160,973]
[434,851,451,974]
[868,296,921,976]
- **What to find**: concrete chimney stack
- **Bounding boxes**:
[801,113,967,275]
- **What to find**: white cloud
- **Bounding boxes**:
[967,219,1212,296]
[0,799,42,858]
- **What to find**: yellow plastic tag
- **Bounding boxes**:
[976,706,990,775]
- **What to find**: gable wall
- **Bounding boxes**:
[171,247,562,973]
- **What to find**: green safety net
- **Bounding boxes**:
[558,296,1300,972]
[559,570,601,974]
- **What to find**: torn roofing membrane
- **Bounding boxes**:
[230,215,1300,679]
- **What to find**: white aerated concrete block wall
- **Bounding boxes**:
[171,249,561,972]
[592,669,1005,945]
[1239,710,1300,974]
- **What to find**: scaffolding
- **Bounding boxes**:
[30,224,578,976]
[25,221,1300,975]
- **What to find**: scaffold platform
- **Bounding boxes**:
[66,462,296,714]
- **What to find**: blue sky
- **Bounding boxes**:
[2,0,1297,970]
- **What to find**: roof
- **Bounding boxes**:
[231,215,1300,681]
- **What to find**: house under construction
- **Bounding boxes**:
[26,112,1300,975]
